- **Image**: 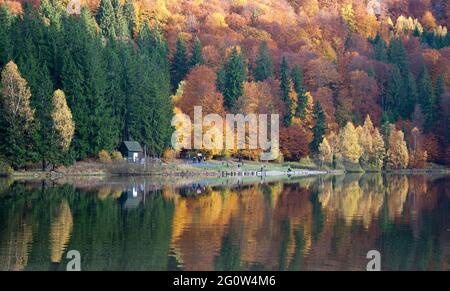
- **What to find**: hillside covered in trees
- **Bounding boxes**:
[0,0,449,172]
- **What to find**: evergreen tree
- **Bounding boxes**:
[189,37,203,68]
[104,41,125,143]
[171,36,189,92]
[435,74,445,100]
[401,72,418,119]
[388,37,408,73]
[134,21,173,154]
[385,66,404,120]
[221,47,246,110]
[61,9,116,158]
[310,101,327,154]
[291,64,307,118]
[96,0,116,39]
[0,5,13,69]
[123,0,136,37]
[111,0,129,38]
[372,33,388,62]
[417,66,436,132]
[253,41,273,81]
[216,65,226,93]
[279,56,291,126]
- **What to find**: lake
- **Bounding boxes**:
[0,174,448,271]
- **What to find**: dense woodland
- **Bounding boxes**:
[0,0,449,171]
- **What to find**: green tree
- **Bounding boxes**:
[372,33,388,62]
[253,41,273,81]
[189,37,203,68]
[220,47,246,110]
[417,66,436,132]
[435,74,445,100]
[310,101,327,154]
[385,66,404,120]
[0,5,13,69]
[291,64,307,118]
[61,8,117,158]
[96,0,116,39]
[401,72,418,119]
[123,0,136,36]
[279,56,292,126]
[388,37,408,73]
[171,36,189,92]
[134,21,173,154]
[111,0,129,37]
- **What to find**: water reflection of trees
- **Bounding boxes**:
[0,175,447,271]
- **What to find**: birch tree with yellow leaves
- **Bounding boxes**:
[0,61,35,168]
[387,125,409,169]
[338,122,363,167]
[49,89,75,166]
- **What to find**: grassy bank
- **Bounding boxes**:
[5,159,449,180]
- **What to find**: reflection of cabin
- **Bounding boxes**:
[119,184,145,209]
[119,141,143,162]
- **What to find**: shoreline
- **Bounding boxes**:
[5,161,450,180]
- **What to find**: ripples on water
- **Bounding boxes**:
[0,174,448,271]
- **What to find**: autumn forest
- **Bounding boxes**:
[0,0,449,172]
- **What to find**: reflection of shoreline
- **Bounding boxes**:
[0,173,447,271]
[5,174,329,195]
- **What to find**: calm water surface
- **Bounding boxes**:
[0,174,448,271]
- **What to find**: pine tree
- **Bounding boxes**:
[171,36,189,92]
[221,47,246,110]
[279,56,292,126]
[372,33,387,62]
[253,41,273,81]
[123,0,136,36]
[291,65,307,118]
[0,5,13,69]
[435,74,445,100]
[385,66,404,119]
[388,37,408,73]
[61,9,116,158]
[401,71,418,119]
[111,0,129,38]
[189,37,203,68]
[104,41,125,143]
[310,101,327,154]
[134,21,173,155]
[0,61,35,168]
[97,0,117,39]
[417,66,435,132]
[216,65,226,93]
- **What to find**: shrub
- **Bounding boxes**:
[111,151,123,161]
[0,156,13,177]
[98,150,112,163]
[162,148,176,163]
